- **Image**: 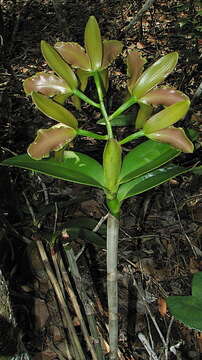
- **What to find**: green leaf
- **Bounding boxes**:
[119,140,181,184]
[1,151,104,189]
[84,16,102,71]
[132,52,178,98]
[167,272,202,331]
[117,165,192,201]
[32,92,78,129]
[41,40,78,90]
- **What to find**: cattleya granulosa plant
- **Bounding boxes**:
[1,15,197,360]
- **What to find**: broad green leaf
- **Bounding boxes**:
[148,127,194,153]
[143,100,190,134]
[167,272,202,331]
[117,165,192,201]
[84,16,102,71]
[132,52,178,98]
[119,140,181,184]
[54,42,91,71]
[127,51,146,94]
[41,40,78,90]
[1,151,105,189]
[23,72,71,96]
[101,40,123,69]
[32,92,78,129]
[28,124,77,160]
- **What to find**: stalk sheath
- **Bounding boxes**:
[107,213,119,360]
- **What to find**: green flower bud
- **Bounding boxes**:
[103,139,122,196]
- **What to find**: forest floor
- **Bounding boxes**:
[0,0,202,359]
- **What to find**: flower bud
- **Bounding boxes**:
[103,139,122,196]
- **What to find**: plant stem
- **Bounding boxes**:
[77,128,108,141]
[119,130,144,145]
[108,96,138,122]
[73,88,100,108]
[93,71,113,138]
[107,213,119,360]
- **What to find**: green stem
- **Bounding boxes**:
[77,128,108,141]
[119,130,144,145]
[108,96,138,122]
[73,88,100,109]
[93,71,113,138]
[107,212,119,360]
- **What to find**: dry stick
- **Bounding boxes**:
[35,237,86,360]
[138,333,159,360]
[165,316,174,360]
[132,275,166,348]
[191,80,202,106]
[65,247,104,360]
[58,253,100,360]
[123,0,156,32]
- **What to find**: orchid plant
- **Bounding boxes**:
[1,16,197,360]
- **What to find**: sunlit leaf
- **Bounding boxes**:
[118,165,193,201]
[84,16,102,71]
[119,139,181,183]
[1,151,105,189]
[23,72,71,96]
[148,127,194,153]
[132,52,178,98]
[127,51,146,94]
[27,124,77,160]
[41,40,78,90]
[141,88,189,106]
[32,92,78,129]
[54,42,91,71]
[143,100,190,134]
[101,40,123,69]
